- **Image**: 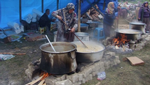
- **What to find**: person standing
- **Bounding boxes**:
[39,9,52,34]
[103,2,118,38]
[52,3,77,42]
[138,1,150,33]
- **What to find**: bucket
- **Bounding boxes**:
[74,32,89,41]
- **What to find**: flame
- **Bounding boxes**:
[113,34,130,47]
[40,72,49,80]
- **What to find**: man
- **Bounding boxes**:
[39,9,51,34]
[52,3,77,42]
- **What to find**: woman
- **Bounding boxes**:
[103,2,118,37]
[52,3,77,42]
[138,1,150,33]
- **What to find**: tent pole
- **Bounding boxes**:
[57,0,59,10]
[42,0,44,12]
[78,0,81,32]
[19,0,22,21]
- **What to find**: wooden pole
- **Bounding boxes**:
[19,0,22,21]
[78,0,81,32]
[57,0,59,10]
[42,0,44,13]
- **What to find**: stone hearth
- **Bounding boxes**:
[25,51,120,85]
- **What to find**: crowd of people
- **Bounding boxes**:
[38,1,150,42]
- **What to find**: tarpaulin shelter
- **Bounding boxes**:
[0,0,118,28]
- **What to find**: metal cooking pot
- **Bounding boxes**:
[129,22,146,33]
[72,41,105,63]
[74,32,89,41]
[40,42,77,74]
[115,29,142,40]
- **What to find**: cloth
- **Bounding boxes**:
[138,2,150,19]
[143,18,149,32]
[103,10,116,26]
[52,7,77,42]
[39,13,51,28]
[106,2,114,14]
[103,22,112,37]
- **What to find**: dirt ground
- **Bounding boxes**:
[0,19,150,85]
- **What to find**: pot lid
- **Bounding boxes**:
[129,22,145,25]
[115,29,142,34]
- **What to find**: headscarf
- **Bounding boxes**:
[106,2,114,14]
[141,1,149,11]
[66,3,75,10]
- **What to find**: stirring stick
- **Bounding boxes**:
[45,35,56,52]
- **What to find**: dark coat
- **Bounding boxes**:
[39,13,51,28]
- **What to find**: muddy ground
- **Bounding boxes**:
[0,19,150,85]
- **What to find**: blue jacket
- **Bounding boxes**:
[103,9,117,26]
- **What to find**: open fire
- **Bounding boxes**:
[26,71,50,85]
[113,34,130,47]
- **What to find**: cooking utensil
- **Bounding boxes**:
[45,35,56,52]
[72,41,105,63]
[115,29,142,40]
[40,42,77,74]
[74,34,88,48]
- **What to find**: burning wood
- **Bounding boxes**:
[113,34,130,47]
[25,72,50,85]
[40,72,49,80]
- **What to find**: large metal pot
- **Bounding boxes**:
[72,41,105,63]
[129,22,146,34]
[40,42,77,74]
[115,29,142,40]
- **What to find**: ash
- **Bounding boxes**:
[106,44,133,54]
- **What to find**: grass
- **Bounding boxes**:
[82,42,150,85]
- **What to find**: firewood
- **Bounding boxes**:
[38,79,45,85]
[25,75,43,85]
[42,83,46,85]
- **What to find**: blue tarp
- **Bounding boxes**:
[0,0,118,28]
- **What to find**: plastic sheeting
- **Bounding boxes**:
[0,0,118,28]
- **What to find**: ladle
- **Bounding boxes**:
[45,35,56,52]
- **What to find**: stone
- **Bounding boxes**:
[55,79,72,85]
[45,77,57,85]
[60,75,66,80]
[92,72,97,77]
[8,79,22,85]
[78,73,83,81]
[115,56,119,59]
[67,73,79,83]
[104,61,110,69]
[82,78,86,84]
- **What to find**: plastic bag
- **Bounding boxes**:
[0,54,15,61]
[97,71,106,80]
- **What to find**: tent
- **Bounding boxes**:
[0,0,118,28]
